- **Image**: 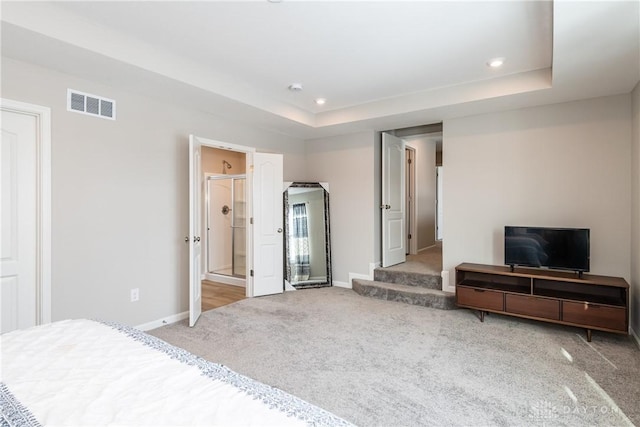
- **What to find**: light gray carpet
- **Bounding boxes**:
[149,287,639,426]
[381,245,442,275]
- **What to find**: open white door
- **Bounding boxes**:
[1,102,51,333]
[382,132,406,267]
[251,153,284,297]
[188,135,202,326]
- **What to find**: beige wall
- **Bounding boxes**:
[304,131,378,284]
[1,57,305,327]
[443,95,632,292]
[631,81,640,340]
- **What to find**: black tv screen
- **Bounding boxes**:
[505,226,590,272]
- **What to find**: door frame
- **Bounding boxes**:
[436,165,443,241]
[191,136,255,299]
[405,145,417,255]
[1,98,52,326]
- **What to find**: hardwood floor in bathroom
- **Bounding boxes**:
[201,280,246,311]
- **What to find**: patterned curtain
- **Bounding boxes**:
[289,203,311,281]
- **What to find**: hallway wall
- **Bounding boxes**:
[405,135,437,251]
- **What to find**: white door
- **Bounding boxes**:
[188,135,202,326]
[1,101,51,333]
[251,153,284,297]
[382,132,406,267]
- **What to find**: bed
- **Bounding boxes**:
[0,319,352,427]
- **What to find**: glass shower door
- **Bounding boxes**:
[232,178,246,278]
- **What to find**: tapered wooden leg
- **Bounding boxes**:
[480,311,485,322]
[587,329,592,342]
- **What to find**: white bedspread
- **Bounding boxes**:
[0,319,352,427]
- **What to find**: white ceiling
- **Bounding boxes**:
[2,1,639,139]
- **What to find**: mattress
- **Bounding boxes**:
[0,319,352,427]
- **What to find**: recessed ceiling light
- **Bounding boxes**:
[288,83,303,92]
[487,57,505,68]
[315,98,326,106]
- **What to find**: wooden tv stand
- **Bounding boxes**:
[455,263,629,342]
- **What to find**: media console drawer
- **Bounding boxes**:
[562,301,627,332]
[505,294,560,320]
[457,287,504,311]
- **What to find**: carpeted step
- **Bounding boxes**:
[373,269,441,290]
[352,279,456,310]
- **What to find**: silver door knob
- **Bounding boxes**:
[380,204,391,209]
[193,236,200,242]
[185,236,189,243]
[277,228,283,233]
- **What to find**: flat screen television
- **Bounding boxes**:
[504,226,590,273]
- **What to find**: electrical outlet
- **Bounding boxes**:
[130,288,139,302]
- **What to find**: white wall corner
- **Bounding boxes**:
[369,262,380,278]
[341,263,379,289]
[135,311,189,332]
[631,327,640,350]
[284,280,297,291]
[441,270,455,293]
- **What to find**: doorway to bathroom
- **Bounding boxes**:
[206,175,246,279]
[190,135,284,326]
[201,146,247,289]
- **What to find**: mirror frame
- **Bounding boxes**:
[283,182,332,288]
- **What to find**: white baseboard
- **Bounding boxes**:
[631,327,640,350]
[344,263,380,289]
[284,280,297,291]
[418,244,437,253]
[333,280,351,288]
[135,311,189,332]
[205,272,245,287]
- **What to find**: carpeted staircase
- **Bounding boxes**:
[352,268,456,310]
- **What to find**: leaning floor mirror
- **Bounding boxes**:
[284,182,332,289]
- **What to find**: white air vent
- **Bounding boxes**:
[67,89,116,120]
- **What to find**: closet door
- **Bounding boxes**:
[1,100,51,333]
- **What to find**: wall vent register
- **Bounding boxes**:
[67,89,116,120]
